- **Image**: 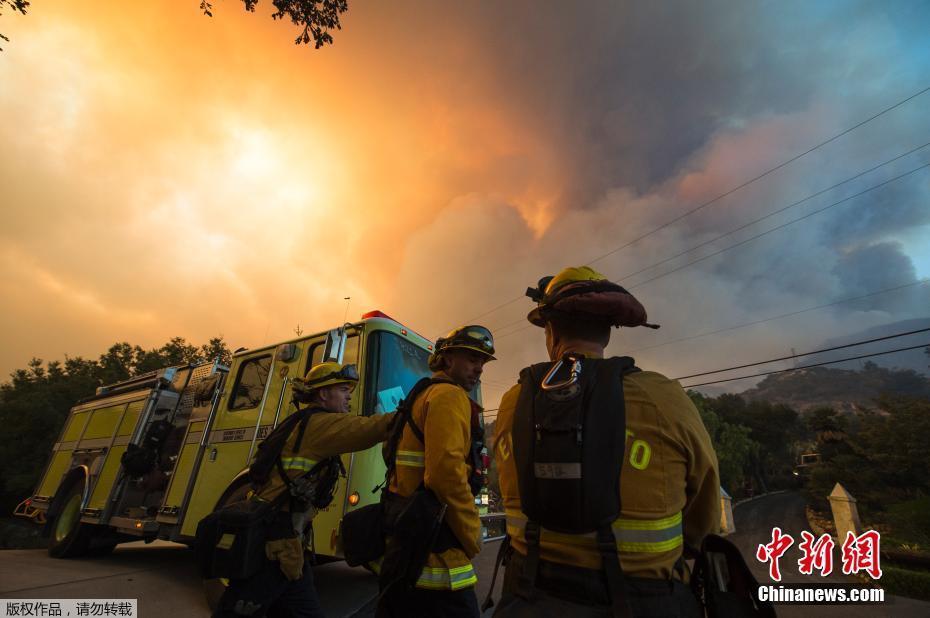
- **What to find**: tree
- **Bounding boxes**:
[0,336,233,512]
[689,393,758,496]
[708,394,801,492]
[204,1,348,48]
[802,397,930,514]
[0,0,28,51]
[97,342,139,385]
[3,1,348,51]
[201,336,233,367]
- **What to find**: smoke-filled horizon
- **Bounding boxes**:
[1,1,929,410]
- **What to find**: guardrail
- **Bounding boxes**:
[480,512,506,542]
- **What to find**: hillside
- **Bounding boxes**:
[741,362,930,414]
[806,318,930,376]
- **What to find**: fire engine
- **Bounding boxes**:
[18,312,488,560]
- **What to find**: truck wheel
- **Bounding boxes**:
[48,482,94,558]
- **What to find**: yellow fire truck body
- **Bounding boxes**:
[26,313,482,558]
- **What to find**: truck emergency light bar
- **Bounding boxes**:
[361,310,433,349]
[360,310,395,321]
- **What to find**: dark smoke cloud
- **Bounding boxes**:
[389,0,930,393]
[831,242,924,313]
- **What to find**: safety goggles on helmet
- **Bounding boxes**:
[436,325,496,359]
[304,363,359,387]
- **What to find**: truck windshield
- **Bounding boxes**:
[364,330,482,416]
[366,331,431,415]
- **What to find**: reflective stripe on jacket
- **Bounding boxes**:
[256,409,395,507]
[388,373,482,590]
[494,359,720,579]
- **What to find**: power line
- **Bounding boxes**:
[451,85,930,331]
[681,342,930,389]
[674,327,930,381]
[615,142,930,284]
[491,145,929,339]
[457,297,525,328]
[584,85,930,267]
[480,377,512,385]
[480,379,515,389]
[493,316,533,337]
[496,322,535,341]
[628,279,930,354]
[627,162,930,290]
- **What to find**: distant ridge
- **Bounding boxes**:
[741,362,930,414]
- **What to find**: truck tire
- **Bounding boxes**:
[48,481,94,558]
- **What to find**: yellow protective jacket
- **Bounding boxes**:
[387,373,482,590]
[256,408,395,507]
[494,354,720,580]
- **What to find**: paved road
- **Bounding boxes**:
[3,494,929,617]
[0,540,377,617]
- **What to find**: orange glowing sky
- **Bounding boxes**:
[2,1,929,406]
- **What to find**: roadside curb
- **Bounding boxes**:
[732,489,787,509]
[805,506,830,538]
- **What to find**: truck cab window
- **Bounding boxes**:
[230,355,272,410]
[305,335,360,375]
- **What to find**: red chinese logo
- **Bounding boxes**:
[797,531,834,576]
[756,526,795,582]
[841,530,882,579]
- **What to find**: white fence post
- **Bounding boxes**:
[828,482,862,541]
[719,486,735,535]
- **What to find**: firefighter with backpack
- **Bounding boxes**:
[211,361,396,618]
[374,325,495,618]
[487,266,721,618]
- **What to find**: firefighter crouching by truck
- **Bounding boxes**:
[375,325,495,618]
[488,266,721,618]
[211,362,396,618]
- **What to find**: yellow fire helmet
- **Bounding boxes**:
[434,325,497,360]
[525,265,657,329]
[292,362,360,397]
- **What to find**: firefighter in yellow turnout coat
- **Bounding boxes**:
[491,267,720,618]
[376,326,495,618]
[215,362,395,618]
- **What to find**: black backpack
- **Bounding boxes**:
[511,354,639,618]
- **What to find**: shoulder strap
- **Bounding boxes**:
[404,377,456,445]
[275,405,324,490]
[404,408,426,445]
[291,407,315,454]
[382,377,456,486]
[595,357,638,618]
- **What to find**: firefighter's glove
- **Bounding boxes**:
[265,537,304,581]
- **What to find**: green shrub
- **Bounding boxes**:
[881,565,930,602]
[885,496,930,548]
